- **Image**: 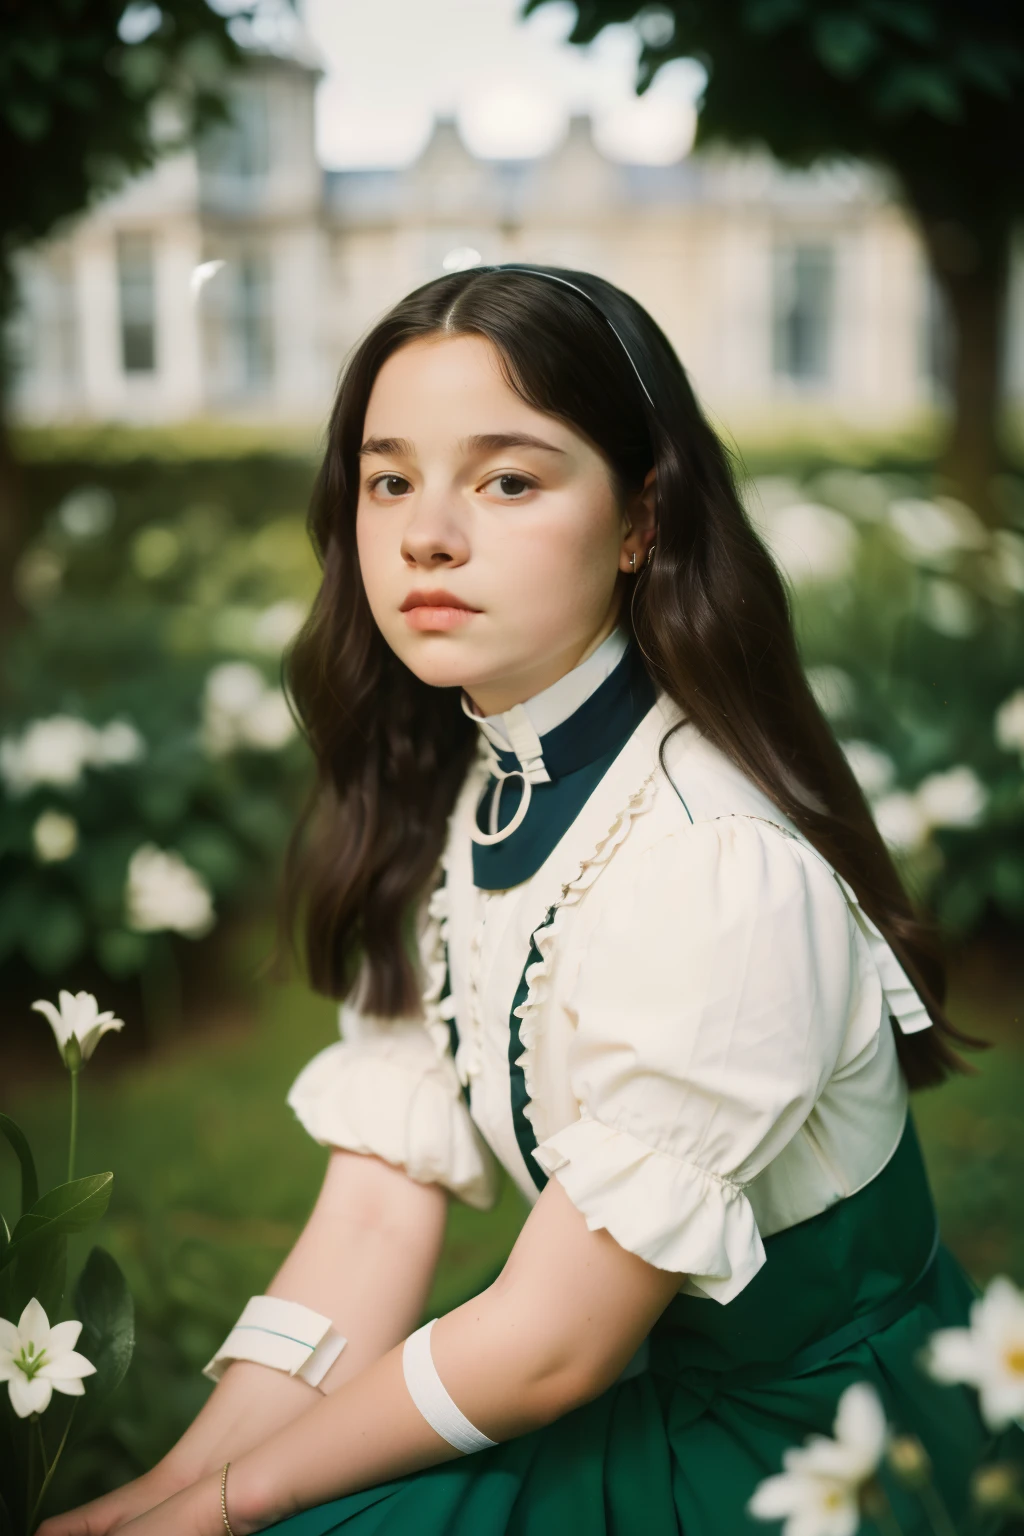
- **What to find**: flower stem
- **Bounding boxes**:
[27,1405,75,1534]
[916,1476,959,1536]
[25,1419,35,1536]
[864,1480,906,1536]
[140,933,182,1046]
[67,1065,80,1184]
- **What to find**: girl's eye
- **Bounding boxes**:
[487,474,534,499]
[370,474,411,498]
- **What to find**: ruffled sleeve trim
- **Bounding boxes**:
[286,1025,499,1211]
[533,1112,767,1304]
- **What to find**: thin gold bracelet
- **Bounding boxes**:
[220,1461,236,1536]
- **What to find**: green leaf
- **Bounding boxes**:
[96,928,149,977]
[23,898,87,973]
[13,35,62,81]
[993,854,1024,917]
[3,94,49,140]
[936,879,984,933]
[0,1483,14,1536]
[0,1112,39,1216]
[73,1246,135,1403]
[0,1232,68,1322]
[813,14,878,78]
[957,43,1016,98]
[865,0,936,46]
[743,0,805,34]
[875,63,962,121]
[5,1173,113,1263]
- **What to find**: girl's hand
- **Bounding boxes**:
[34,1460,192,1536]
[112,1470,258,1536]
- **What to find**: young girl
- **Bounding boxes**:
[43,266,1023,1536]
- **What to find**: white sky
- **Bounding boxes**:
[299,0,706,169]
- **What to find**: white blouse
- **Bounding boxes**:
[287,690,931,1306]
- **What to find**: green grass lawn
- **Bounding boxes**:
[1,925,1021,1499]
[1,923,530,1494]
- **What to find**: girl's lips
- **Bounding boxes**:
[403,605,479,631]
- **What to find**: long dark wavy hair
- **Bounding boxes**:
[285,264,986,1091]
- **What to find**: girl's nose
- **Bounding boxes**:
[400,491,470,567]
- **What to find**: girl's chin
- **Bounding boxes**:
[395,645,480,691]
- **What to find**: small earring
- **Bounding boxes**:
[628,551,637,572]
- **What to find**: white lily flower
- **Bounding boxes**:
[32,808,79,863]
[841,740,895,800]
[32,989,125,1067]
[240,689,296,749]
[200,661,296,755]
[806,665,858,722]
[915,764,987,829]
[0,716,99,796]
[764,502,858,586]
[921,1274,1024,1431]
[873,791,929,851]
[126,843,215,937]
[994,690,1024,757]
[0,1298,96,1419]
[251,599,306,653]
[748,1381,889,1536]
[888,496,988,564]
[0,714,146,796]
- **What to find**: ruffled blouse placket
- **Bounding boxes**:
[437,701,669,1198]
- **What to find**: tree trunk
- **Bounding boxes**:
[0,255,29,649]
[915,214,1011,525]
[0,398,27,642]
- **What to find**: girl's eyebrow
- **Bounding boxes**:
[359,436,414,458]
[461,432,567,456]
[358,433,567,459]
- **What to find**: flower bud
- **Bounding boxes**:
[886,1434,931,1485]
[971,1462,1021,1509]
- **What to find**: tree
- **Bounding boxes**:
[525,0,1024,520]
[0,0,252,628]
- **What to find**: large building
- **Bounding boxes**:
[10,46,1021,436]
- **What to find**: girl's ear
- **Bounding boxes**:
[620,468,657,571]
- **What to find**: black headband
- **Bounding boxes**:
[473,263,656,411]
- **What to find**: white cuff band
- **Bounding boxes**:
[402,1318,498,1454]
[203,1296,347,1389]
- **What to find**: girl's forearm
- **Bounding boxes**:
[159,1361,323,1484]
[225,1286,588,1530]
[168,1152,449,1483]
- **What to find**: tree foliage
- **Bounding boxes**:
[0,0,248,278]
[528,1,1023,229]
[526,0,1024,513]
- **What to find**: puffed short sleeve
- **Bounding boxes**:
[532,816,859,1302]
[286,992,500,1212]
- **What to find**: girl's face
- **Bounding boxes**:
[355,333,654,716]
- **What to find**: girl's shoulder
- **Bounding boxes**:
[606,690,809,862]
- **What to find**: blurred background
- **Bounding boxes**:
[1,0,1022,1502]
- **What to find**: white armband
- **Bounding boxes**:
[402,1318,498,1453]
[203,1296,347,1389]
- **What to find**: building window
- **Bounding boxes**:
[199,79,271,182]
[238,253,274,388]
[11,247,80,399]
[772,242,834,385]
[199,248,274,398]
[117,232,157,373]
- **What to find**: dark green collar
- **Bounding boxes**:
[471,640,657,890]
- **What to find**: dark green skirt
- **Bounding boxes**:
[267,1113,1024,1534]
